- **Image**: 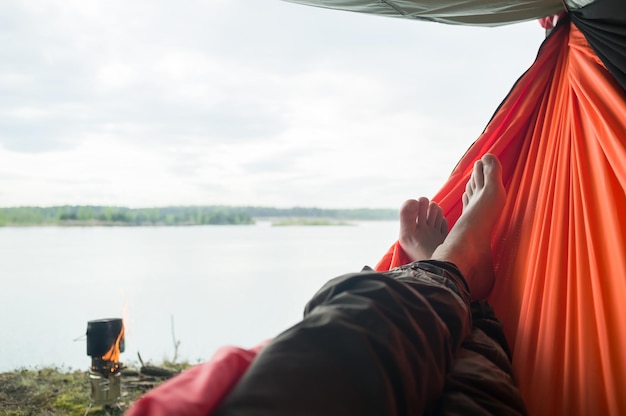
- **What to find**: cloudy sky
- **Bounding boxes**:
[0,0,547,209]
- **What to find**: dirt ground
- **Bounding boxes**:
[0,364,189,416]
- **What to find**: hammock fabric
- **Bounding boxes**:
[377,17,626,416]
[127,4,626,415]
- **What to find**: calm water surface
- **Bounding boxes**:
[0,222,398,372]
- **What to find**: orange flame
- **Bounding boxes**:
[101,320,125,367]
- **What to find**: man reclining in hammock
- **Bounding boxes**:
[213,154,527,415]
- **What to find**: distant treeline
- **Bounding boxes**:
[0,206,398,226]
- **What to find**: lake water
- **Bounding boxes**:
[0,222,398,372]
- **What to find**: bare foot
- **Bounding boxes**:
[399,197,449,262]
[431,154,506,300]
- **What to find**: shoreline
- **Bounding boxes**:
[0,217,394,228]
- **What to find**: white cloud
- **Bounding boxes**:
[0,0,546,208]
[96,62,137,91]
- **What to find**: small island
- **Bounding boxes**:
[271,218,353,226]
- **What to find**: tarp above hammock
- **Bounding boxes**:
[283,0,574,25]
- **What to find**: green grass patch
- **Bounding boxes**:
[0,362,192,416]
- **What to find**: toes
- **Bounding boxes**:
[465,158,486,200]
[465,178,474,197]
[427,201,443,227]
[481,153,502,186]
[399,199,420,232]
[416,197,430,226]
[482,153,499,168]
[462,192,469,208]
[401,197,447,236]
[473,160,485,188]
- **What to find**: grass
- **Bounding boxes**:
[0,362,192,416]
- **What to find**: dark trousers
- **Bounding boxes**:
[214,261,527,416]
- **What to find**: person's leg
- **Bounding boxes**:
[214,155,505,416]
[430,153,506,301]
[420,155,525,415]
[398,196,448,261]
[427,301,528,416]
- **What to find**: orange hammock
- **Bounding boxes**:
[376,20,626,416]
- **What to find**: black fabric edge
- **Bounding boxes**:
[569,0,626,92]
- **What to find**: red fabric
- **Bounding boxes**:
[376,21,626,416]
[538,12,565,30]
[125,342,267,416]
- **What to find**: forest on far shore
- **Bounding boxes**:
[0,205,398,226]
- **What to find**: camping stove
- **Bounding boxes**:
[86,318,125,406]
